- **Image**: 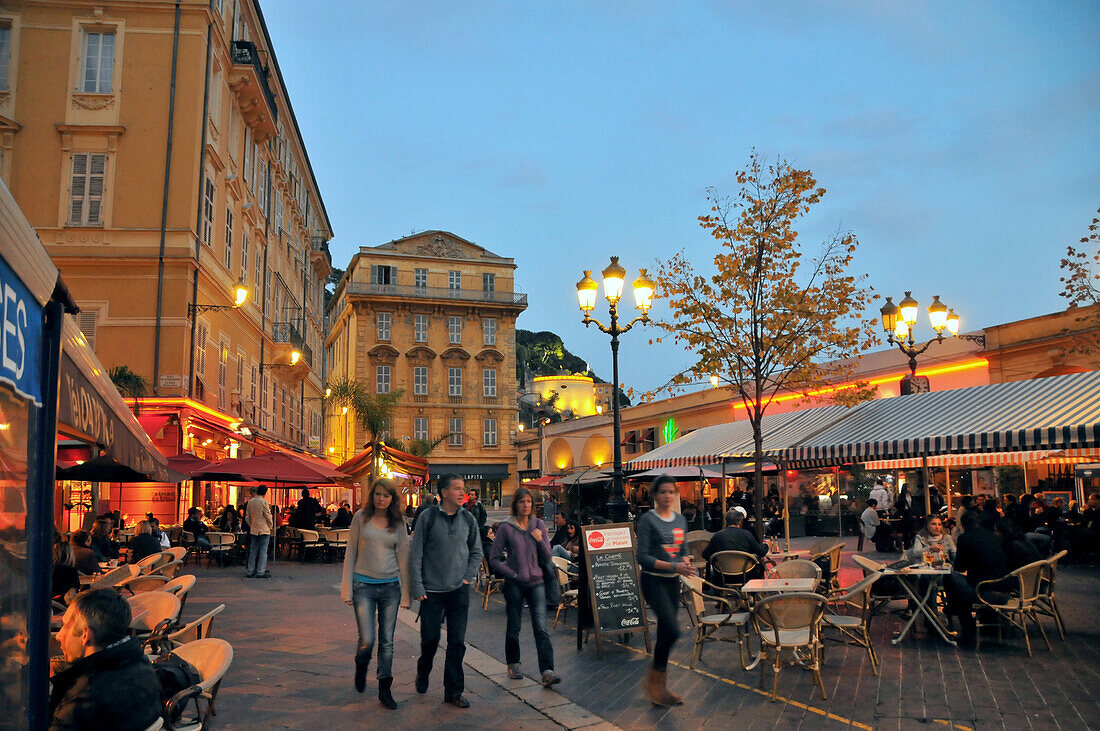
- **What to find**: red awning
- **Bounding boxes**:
[137,414,171,439]
[196,451,347,484]
[166,452,212,477]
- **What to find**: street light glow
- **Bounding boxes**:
[601,257,626,304]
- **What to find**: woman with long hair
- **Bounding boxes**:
[489,486,560,687]
[636,474,694,706]
[340,479,410,709]
[906,514,956,564]
[551,521,581,562]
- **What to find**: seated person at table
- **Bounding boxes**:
[906,514,956,564]
[148,517,171,550]
[69,531,102,575]
[551,521,582,563]
[183,507,211,549]
[50,589,162,731]
[52,542,81,605]
[216,504,240,532]
[860,499,881,551]
[89,519,118,561]
[702,507,767,583]
[293,488,324,529]
[995,519,1041,571]
[944,509,1008,643]
[128,520,161,564]
[330,504,352,529]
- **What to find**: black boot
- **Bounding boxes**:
[354,660,368,693]
[378,676,397,709]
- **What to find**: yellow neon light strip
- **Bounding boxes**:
[124,397,239,426]
[729,358,989,412]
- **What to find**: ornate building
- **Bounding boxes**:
[326,231,527,505]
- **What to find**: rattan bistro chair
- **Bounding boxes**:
[753,592,829,702]
[808,542,844,595]
[1035,550,1068,639]
[164,604,226,649]
[685,530,713,572]
[165,638,234,730]
[478,557,504,611]
[126,591,181,639]
[767,559,822,589]
[975,559,1051,657]
[551,556,579,627]
[822,573,882,675]
[680,574,753,669]
[709,551,761,593]
[161,575,197,615]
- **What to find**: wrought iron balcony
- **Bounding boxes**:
[272,321,312,367]
[229,40,278,140]
[344,281,528,307]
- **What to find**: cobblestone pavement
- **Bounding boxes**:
[183,535,1100,729]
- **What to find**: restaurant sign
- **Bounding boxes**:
[0,255,43,404]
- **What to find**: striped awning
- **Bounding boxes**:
[626,404,852,470]
[781,371,1100,467]
[862,448,1100,470]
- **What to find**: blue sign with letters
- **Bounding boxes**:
[0,254,43,404]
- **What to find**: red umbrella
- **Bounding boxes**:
[195,451,346,484]
[166,452,213,478]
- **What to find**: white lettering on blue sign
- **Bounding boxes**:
[0,254,43,404]
[3,282,27,379]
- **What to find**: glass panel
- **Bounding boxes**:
[0,386,31,724]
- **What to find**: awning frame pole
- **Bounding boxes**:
[781,459,790,551]
[922,455,932,516]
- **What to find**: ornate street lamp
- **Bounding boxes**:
[187,279,249,318]
[879,292,977,394]
[576,257,654,522]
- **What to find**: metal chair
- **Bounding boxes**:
[709,550,761,595]
[551,556,579,627]
[851,554,908,617]
[1035,549,1067,639]
[680,574,752,669]
[163,604,226,649]
[478,557,504,611]
[822,572,881,675]
[809,542,844,595]
[166,638,234,729]
[975,559,1051,657]
[767,559,822,589]
[753,592,828,701]
[205,533,235,567]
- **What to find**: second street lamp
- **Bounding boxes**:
[576,257,654,523]
[879,291,974,394]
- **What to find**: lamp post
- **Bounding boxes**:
[576,257,654,523]
[879,292,977,395]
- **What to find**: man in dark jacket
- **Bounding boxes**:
[702,508,769,583]
[69,531,102,575]
[50,589,162,730]
[945,508,1009,642]
[464,488,487,532]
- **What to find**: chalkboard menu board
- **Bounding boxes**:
[581,523,651,655]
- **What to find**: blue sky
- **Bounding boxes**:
[263,1,1100,393]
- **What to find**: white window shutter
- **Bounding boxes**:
[77,310,97,351]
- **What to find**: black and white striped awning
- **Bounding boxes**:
[626,404,852,470]
[779,370,1100,467]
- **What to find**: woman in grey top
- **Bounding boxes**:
[341,479,410,709]
[635,475,695,707]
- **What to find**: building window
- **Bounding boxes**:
[449,417,463,446]
[255,248,263,299]
[483,273,495,292]
[0,26,11,91]
[414,416,428,441]
[78,310,98,352]
[483,419,497,447]
[195,322,207,374]
[413,366,427,396]
[448,316,462,344]
[224,208,233,269]
[250,364,257,403]
[448,270,461,290]
[82,31,114,93]
[370,265,396,285]
[201,178,215,247]
[68,153,106,226]
[241,231,249,281]
[377,312,391,341]
[236,349,244,394]
[414,268,428,289]
[376,365,390,394]
[218,340,229,410]
[414,314,428,343]
[483,318,497,346]
[483,369,497,398]
[448,367,462,397]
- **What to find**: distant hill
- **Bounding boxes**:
[516,329,630,406]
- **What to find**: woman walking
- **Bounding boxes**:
[488,487,561,687]
[636,475,694,706]
[341,479,410,709]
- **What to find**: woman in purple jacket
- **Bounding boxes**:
[489,487,561,688]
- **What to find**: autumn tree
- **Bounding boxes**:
[655,153,879,538]
[327,376,404,500]
[1058,206,1100,355]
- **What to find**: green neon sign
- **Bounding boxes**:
[663,417,678,444]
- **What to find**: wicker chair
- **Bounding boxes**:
[808,542,844,595]
[1035,549,1067,639]
[685,530,713,572]
[161,575,197,615]
[204,533,235,567]
[166,546,189,564]
[753,592,828,701]
[975,559,1051,657]
[136,551,172,574]
[150,559,185,580]
[117,573,170,595]
[296,529,324,562]
[85,564,140,592]
[851,554,908,617]
[767,559,822,590]
[478,557,504,611]
[822,572,881,675]
[680,574,752,669]
[166,638,234,729]
[709,550,761,595]
[126,591,181,639]
[163,604,226,649]
[551,556,579,627]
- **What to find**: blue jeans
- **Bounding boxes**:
[503,580,555,673]
[352,580,401,679]
[246,534,270,575]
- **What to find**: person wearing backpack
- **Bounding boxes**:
[488,486,561,688]
[409,474,483,708]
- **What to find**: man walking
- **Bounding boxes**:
[464,488,487,532]
[246,485,274,578]
[409,474,483,708]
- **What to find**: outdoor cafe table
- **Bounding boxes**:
[766,550,804,564]
[742,578,819,594]
[882,564,956,647]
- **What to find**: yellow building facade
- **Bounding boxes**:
[2,0,331,459]
[326,231,527,505]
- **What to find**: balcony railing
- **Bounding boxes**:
[345,281,528,306]
[272,321,312,367]
[230,40,278,123]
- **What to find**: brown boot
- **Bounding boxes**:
[644,667,663,706]
[656,670,683,707]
